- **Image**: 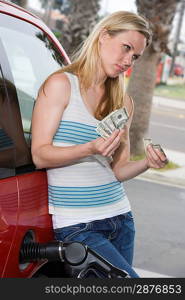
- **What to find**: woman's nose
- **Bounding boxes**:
[123,53,132,67]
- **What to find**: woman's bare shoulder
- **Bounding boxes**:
[42,72,71,94]
[38,72,71,108]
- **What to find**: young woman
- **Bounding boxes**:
[31,11,167,278]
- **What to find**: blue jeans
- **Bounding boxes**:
[54,211,139,278]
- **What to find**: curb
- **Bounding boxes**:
[134,267,173,278]
[137,172,185,189]
[153,96,185,110]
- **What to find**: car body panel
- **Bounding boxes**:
[2,171,54,278]
[0,176,18,276]
[174,63,184,77]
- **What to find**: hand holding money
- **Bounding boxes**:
[143,138,168,167]
[143,138,167,157]
[96,107,129,138]
[91,129,123,158]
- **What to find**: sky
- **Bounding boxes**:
[100,0,185,45]
[100,0,136,15]
[29,0,137,13]
[28,0,185,42]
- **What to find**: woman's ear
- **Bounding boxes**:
[99,29,109,44]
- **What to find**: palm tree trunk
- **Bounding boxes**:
[127,0,180,156]
[127,46,160,155]
[60,0,100,55]
[11,0,27,8]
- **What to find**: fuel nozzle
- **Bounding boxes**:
[20,241,129,278]
[20,241,88,265]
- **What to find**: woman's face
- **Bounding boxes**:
[99,30,147,78]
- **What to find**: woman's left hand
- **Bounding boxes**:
[145,144,168,169]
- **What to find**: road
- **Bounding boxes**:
[124,178,185,278]
[148,104,185,152]
[123,99,185,277]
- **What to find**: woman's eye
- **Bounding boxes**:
[123,44,131,51]
[132,55,139,61]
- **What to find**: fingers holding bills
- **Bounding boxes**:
[143,138,168,167]
[102,116,116,132]
[96,123,111,138]
[96,107,129,138]
[152,144,168,164]
[143,138,167,157]
[102,129,124,157]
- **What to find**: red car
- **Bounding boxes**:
[0,0,70,277]
[174,63,184,77]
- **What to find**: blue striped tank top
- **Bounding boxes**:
[47,72,131,228]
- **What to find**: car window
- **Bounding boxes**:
[0,13,67,174]
[0,72,16,178]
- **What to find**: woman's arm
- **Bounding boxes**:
[31,73,92,169]
[111,95,167,181]
[31,73,123,169]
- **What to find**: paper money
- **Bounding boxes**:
[152,144,167,157]
[101,115,116,132]
[96,107,129,138]
[143,138,152,153]
[110,108,129,129]
[96,123,110,139]
[143,138,167,157]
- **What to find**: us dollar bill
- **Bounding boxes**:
[96,122,111,138]
[110,107,129,129]
[101,115,117,132]
[152,144,167,157]
[143,138,153,153]
[96,107,129,138]
[143,138,167,157]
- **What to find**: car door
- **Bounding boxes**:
[0,48,19,276]
[0,12,69,277]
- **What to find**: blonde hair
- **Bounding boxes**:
[55,11,152,119]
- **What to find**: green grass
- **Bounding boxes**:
[126,76,185,100]
[131,153,180,171]
[157,160,180,172]
[154,83,185,100]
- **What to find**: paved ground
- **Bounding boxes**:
[133,96,185,277]
[134,267,172,278]
[140,96,185,190]
[138,148,185,190]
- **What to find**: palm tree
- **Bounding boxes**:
[59,0,100,56]
[10,0,27,8]
[127,0,181,155]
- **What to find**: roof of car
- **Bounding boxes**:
[0,0,41,23]
[0,0,70,63]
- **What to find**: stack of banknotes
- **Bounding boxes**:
[143,138,167,157]
[96,107,129,138]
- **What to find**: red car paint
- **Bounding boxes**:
[0,0,70,277]
[174,64,184,77]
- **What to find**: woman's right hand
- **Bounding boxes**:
[90,129,124,157]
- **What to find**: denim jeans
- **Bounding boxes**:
[54,211,139,278]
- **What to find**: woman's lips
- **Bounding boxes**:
[115,64,126,72]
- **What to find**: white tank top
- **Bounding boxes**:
[47,72,131,228]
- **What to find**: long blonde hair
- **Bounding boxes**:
[54,11,152,119]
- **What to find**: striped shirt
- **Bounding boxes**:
[47,72,131,228]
